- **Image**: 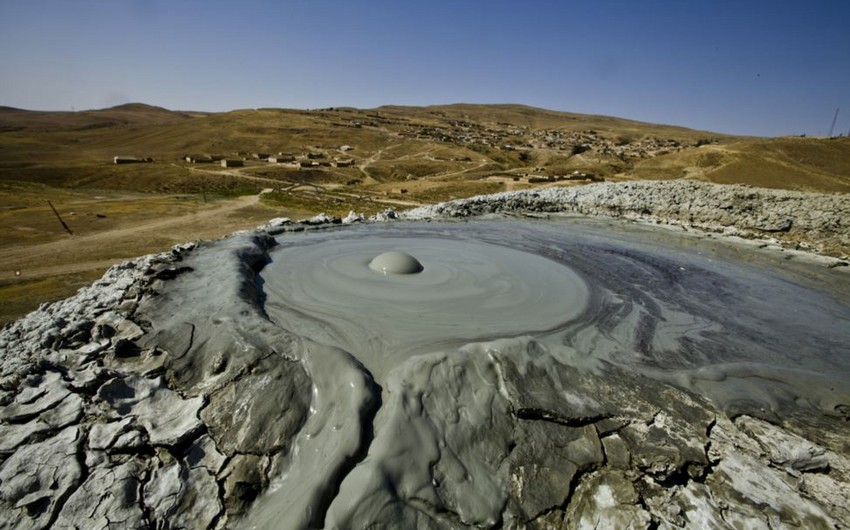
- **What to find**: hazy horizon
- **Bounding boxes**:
[1,0,849,137]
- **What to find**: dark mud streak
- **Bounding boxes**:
[312,378,382,529]
[514,408,612,428]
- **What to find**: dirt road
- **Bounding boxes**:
[0,192,275,282]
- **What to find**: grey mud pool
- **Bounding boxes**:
[261,219,850,408]
[134,217,850,529]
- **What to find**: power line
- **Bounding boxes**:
[828,108,839,137]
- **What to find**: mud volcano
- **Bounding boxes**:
[248,220,850,528]
[2,209,850,529]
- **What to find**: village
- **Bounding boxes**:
[178,145,356,169]
[105,106,727,214]
[115,146,356,169]
[399,120,707,160]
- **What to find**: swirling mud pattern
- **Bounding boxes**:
[262,233,588,382]
[263,221,850,407]
[237,219,850,528]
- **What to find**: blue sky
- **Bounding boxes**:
[1,0,848,137]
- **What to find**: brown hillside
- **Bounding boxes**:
[2,102,849,324]
[0,103,195,132]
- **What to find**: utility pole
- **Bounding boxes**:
[47,200,73,235]
[828,108,840,137]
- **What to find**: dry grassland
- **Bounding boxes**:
[2,103,848,324]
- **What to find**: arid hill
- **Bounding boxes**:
[3,102,849,196]
[1,103,849,324]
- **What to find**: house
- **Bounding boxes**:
[334,159,355,168]
[269,155,295,164]
[221,159,243,168]
[252,153,271,160]
[300,160,319,168]
[113,156,150,164]
[185,155,213,163]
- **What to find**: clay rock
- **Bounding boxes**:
[0,392,82,453]
[186,434,227,475]
[220,454,268,517]
[53,459,147,530]
[401,181,850,256]
[491,341,611,423]
[88,417,135,451]
[509,422,604,519]
[0,426,83,530]
[736,415,830,472]
[0,370,83,453]
[143,461,221,529]
[96,375,203,446]
[327,339,607,528]
[0,421,53,454]
[563,470,652,529]
[93,311,143,343]
[0,372,71,423]
[707,451,834,528]
[200,355,310,456]
[342,211,366,224]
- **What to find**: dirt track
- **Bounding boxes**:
[0,193,273,282]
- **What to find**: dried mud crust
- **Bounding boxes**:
[403,180,850,259]
[0,181,848,529]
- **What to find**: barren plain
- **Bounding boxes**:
[2,103,849,323]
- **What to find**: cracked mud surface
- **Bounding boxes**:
[2,181,849,529]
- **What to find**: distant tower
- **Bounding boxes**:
[828,108,839,137]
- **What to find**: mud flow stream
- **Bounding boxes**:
[244,218,850,528]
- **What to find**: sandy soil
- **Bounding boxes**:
[0,192,304,324]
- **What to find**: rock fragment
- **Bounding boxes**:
[736,415,830,473]
[53,459,147,530]
[0,372,71,423]
[201,355,310,456]
[509,422,604,519]
[0,426,83,530]
[564,470,653,529]
[96,375,203,447]
[143,461,222,529]
[220,454,268,517]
